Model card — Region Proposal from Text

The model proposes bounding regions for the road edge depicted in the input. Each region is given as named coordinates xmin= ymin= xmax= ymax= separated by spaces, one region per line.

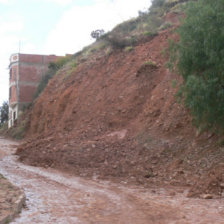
xmin=0 ymin=191 xmax=26 ymax=224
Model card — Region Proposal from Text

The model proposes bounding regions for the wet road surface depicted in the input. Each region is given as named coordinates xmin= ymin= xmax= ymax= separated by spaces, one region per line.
xmin=0 ymin=137 xmax=224 ymax=223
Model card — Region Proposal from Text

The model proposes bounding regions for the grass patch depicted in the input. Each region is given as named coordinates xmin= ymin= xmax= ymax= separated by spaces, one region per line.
xmin=0 ymin=173 xmax=6 ymax=179
xmin=124 ymin=46 xmax=134 ymax=52
xmin=143 ymin=60 xmax=158 ymax=68
xmin=64 ymin=58 xmax=78 ymax=78
xmin=159 ymin=22 xmax=173 ymax=31
xmin=171 ymin=79 xmax=177 ymax=88
xmin=7 ymin=112 xmax=30 ymax=139
xmin=99 ymin=0 xmax=185 ymax=50
xmin=143 ymin=31 xmax=158 ymax=37
xmin=0 ymin=122 xmax=8 ymax=135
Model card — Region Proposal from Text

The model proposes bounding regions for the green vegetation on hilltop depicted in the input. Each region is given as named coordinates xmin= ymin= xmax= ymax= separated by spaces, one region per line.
xmin=34 ymin=0 xmax=185 ymax=100
xmin=169 ymin=0 xmax=224 ymax=132
xmin=28 ymin=0 xmax=188 ymax=102
xmin=100 ymin=0 xmax=184 ymax=49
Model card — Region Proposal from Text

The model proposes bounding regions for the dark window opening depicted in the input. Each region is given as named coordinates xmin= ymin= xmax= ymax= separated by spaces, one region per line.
xmin=13 ymin=111 xmax=16 ymax=120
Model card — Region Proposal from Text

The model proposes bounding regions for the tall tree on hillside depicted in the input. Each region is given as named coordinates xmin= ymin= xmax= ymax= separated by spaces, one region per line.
xmin=91 ymin=29 xmax=105 ymax=40
xmin=0 ymin=101 xmax=9 ymax=126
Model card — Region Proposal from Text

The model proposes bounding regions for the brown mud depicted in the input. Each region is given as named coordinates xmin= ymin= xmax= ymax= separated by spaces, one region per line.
xmin=1 ymin=137 xmax=224 ymax=223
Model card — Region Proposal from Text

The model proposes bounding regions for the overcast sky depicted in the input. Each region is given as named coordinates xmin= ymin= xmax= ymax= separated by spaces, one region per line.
xmin=0 ymin=0 xmax=151 ymax=105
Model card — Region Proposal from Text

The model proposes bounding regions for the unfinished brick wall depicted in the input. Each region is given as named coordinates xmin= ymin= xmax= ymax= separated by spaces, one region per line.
xmin=8 ymin=53 xmax=62 ymax=127
xmin=20 ymin=86 xmax=38 ymax=103
xmin=19 ymin=65 xmax=42 ymax=83
xmin=9 ymin=86 xmax=17 ymax=103
xmin=10 ymin=65 xmax=18 ymax=82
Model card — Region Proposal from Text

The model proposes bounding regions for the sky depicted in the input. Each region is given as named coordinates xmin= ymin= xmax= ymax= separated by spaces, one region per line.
xmin=0 ymin=0 xmax=151 ymax=105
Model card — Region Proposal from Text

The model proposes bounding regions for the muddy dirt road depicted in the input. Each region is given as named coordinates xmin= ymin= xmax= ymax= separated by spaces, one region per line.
xmin=0 ymin=137 xmax=223 ymax=223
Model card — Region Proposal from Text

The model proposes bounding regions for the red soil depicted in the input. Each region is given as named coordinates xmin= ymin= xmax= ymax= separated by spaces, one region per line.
xmin=16 ymin=16 xmax=224 ymax=198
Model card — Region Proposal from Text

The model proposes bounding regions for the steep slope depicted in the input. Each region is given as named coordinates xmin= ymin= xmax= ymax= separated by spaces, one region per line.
xmin=17 ymin=12 xmax=224 ymax=198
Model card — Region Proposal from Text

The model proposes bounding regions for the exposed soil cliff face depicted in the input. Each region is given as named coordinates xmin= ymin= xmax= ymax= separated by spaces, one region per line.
xmin=27 ymin=28 xmax=190 ymax=139
xmin=16 ymin=21 xmax=224 ymax=198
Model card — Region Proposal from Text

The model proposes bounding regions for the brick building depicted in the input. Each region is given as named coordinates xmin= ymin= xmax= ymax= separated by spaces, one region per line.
xmin=8 ymin=53 xmax=62 ymax=128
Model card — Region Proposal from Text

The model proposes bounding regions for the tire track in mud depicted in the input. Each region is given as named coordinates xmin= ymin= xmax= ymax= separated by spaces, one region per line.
xmin=0 ymin=138 xmax=224 ymax=224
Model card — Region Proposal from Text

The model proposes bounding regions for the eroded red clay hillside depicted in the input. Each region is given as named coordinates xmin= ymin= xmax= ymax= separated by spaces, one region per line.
xmin=16 ymin=14 xmax=224 ymax=198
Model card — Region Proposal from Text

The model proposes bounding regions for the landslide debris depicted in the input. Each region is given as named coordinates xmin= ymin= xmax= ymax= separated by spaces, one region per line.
xmin=16 ymin=1 xmax=224 ymax=198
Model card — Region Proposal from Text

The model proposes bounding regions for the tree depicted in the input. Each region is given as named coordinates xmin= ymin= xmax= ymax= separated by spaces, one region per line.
xmin=170 ymin=0 xmax=224 ymax=132
xmin=34 ymin=55 xmax=72 ymax=99
xmin=91 ymin=29 xmax=105 ymax=40
xmin=0 ymin=101 xmax=9 ymax=126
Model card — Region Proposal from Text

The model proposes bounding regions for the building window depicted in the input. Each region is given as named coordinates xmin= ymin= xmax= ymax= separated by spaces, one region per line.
xmin=13 ymin=111 xmax=16 ymax=120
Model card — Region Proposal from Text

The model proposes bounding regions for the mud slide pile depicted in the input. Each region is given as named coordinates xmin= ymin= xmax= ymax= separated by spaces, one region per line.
xmin=16 ymin=15 xmax=224 ymax=198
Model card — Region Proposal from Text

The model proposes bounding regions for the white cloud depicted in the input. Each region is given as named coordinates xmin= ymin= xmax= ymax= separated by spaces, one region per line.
xmin=113 ymin=0 xmax=150 ymax=19
xmin=0 ymin=21 xmax=24 ymax=34
xmin=0 ymin=0 xmax=9 ymax=4
xmin=44 ymin=0 xmax=72 ymax=6
xmin=43 ymin=0 xmax=151 ymax=55
xmin=43 ymin=2 xmax=113 ymax=54
xmin=0 ymin=0 xmax=14 ymax=5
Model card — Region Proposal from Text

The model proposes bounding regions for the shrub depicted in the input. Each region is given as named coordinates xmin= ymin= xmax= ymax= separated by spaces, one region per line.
xmin=158 ymin=22 xmax=173 ymax=31
xmin=143 ymin=60 xmax=157 ymax=68
xmin=34 ymin=66 xmax=57 ymax=99
xmin=112 ymin=19 xmax=138 ymax=34
xmin=143 ymin=31 xmax=158 ymax=37
xmin=0 ymin=101 xmax=8 ymax=126
xmin=34 ymin=55 xmax=72 ymax=99
xmin=106 ymin=34 xmax=137 ymax=49
xmin=6 ymin=116 xmax=28 ymax=139
xmin=169 ymin=0 xmax=224 ymax=132
xmin=124 ymin=46 xmax=134 ymax=52
xmin=65 ymin=58 xmax=78 ymax=78
xmin=0 ymin=122 xmax=8 ymax=135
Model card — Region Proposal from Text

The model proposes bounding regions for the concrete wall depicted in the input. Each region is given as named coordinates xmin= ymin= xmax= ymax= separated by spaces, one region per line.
xmin=8 ymin=104 xmax=18 ymax=128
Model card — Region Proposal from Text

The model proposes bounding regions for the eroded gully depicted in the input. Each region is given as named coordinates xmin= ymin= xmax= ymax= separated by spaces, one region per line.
xmin=0 ymin=137 xmax=224 ymax=224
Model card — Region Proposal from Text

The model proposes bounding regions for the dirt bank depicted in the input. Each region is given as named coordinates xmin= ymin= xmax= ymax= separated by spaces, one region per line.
xmin=16 ymin=15 xmax=224 ymax=198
